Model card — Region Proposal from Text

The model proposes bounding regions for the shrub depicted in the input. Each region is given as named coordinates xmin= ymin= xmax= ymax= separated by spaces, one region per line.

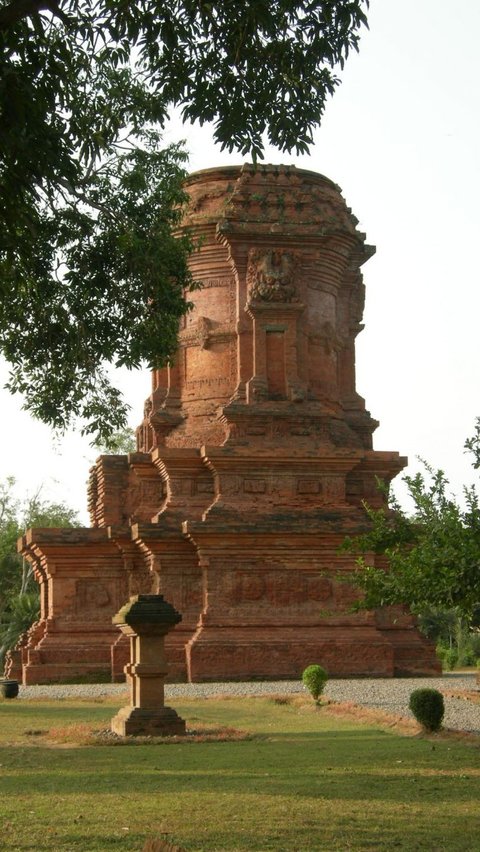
xmin=458 ymin=647 xmax=476 ymax=667
xmin=436 ymin=644 xmax=457 ymax=670
xmin=302 ymin=664 xmax=328 ymax=702
xmin=443 ymin=648 xmax=458 ymax=670
xmin=409 ymin=688 xmax=445 ymax=732
xmin=470 ymin=633 xmax=480 ymax=658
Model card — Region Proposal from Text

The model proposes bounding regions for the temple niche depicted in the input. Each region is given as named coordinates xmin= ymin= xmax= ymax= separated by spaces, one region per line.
xmin=7 ymin=165 xmax=440 ymax=684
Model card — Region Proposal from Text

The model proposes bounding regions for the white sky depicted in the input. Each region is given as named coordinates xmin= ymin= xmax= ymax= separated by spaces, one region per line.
xmin=1 ymin=0 xmax=479 ymax=523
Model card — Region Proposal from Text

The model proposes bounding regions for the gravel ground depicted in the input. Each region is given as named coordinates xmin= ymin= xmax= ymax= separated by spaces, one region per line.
xmin=15 ymin=674 xmax=480 ymax=734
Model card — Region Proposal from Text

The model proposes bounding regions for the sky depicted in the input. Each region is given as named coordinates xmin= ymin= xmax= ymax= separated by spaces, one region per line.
xmin=1 ymin=0 xmax=479 ymax=524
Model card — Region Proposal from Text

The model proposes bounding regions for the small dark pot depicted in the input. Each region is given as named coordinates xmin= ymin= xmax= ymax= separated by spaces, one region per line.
xmin=0 ymin=679 xmax=19 ymax=699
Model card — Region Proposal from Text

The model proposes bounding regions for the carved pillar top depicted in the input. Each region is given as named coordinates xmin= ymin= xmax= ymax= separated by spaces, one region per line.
xmin=113 ymin=594 xmax=182 ymax=635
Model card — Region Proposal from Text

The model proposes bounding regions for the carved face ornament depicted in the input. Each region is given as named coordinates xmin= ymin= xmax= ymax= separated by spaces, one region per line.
xmin=248 ymin=249 xmax=298 ymax=303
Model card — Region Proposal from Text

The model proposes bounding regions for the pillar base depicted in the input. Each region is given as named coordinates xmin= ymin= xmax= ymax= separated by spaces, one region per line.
xmin=111 ymin=706 xmax=186 ymax=737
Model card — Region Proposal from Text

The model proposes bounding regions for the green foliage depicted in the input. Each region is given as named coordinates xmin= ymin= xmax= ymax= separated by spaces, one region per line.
xmin=343 ymin=422 xmax=480 ymax=621
xmin=418 ymin=607 xmax=480 ymax=670
xmin=457 ymin=646 xmax=477 ymax=667
xmin=418 ymin=607 xmax=459 ymax=644
xmin=0 ymin=591 xmax=40 ymax=661
xmin=0 ymin=0 xmax=369 ymax=442
xmin=302 ymin=664 xmax=328 ymax=701
xmin=436 ymin=645 xmax=458 ymax=671
xmin=471 ymin=632 xmax=480 ymax=657
xmin=408 ymin=688 xmax=445 ymax=733
xmin=92 ymin=427 xmax=137 ymax=454
xmin=0 ymin=477 xmax=79 ymax=666
xmin=436 ymin=640 xmax=479 ymax=670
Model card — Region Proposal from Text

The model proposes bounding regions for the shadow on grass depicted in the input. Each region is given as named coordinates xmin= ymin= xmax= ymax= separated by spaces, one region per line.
xmin=1 ymin=727 xmax=479 ymax=806
xmin=18 ymin=817 xmax=477 ymax=852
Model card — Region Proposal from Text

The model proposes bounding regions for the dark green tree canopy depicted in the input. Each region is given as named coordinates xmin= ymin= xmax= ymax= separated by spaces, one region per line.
xmin=0 ymin=0 xmax=369 ymax=441
xmin=344 ymin=422 xmax=480 ymax=622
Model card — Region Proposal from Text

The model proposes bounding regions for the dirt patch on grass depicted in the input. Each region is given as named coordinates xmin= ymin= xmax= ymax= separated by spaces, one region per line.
xmin=17 ymin=694 xmax=128 ymax=705
xmin=143 ymin=838 xmax=187 ymax=852
xmin=322 ymin=700 xmax=480 ymax=747
xmin=265 ymin=693 xmax=480 ymax=745
xmin=91 ymin=725 xmax=259 ymax=746
xmin=422 ymin=728 xmax=480 ymax=748
xmin=442 ymin=689 xmax=480 ymax=705
xmin=265 ymin=692 xmax=418 ymax=734
xmin=20 ymin=721 xmax=260 ymax=748
xmin=12 ymin=693 xmax=479 ymax=749
xmin=321 ymin=700 xmax=418 ymax=735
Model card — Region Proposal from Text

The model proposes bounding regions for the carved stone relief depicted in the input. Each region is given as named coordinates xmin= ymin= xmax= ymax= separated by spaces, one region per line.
xmin=247 ymin=249 xmax=298 ymax=303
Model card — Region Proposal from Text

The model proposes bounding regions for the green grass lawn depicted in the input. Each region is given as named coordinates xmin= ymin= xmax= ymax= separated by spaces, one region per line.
xmin=0 ymin=694 xmax=479 ymax=851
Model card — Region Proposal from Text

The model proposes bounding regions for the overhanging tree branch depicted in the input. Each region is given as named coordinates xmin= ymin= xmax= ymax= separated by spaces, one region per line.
xmin=0 ymin=1 xmax=369 ymax=440
xmin=0 ymin=0 xmax=67 ymax=30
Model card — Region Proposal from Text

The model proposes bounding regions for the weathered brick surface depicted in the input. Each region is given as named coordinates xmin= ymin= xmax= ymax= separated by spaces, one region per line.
xmin=16 ymin=529 xmax=129 ymax=684
xmin=13 ymin=165 xmax=440 ymax=683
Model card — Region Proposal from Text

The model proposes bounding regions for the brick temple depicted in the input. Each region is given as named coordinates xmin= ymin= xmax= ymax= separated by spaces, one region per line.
xmin=8 ymin=165 xmax=440 ymax=684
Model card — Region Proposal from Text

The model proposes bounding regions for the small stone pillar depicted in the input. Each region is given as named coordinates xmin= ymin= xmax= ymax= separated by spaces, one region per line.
xmin=111 ymin=595 xmax=186 ymax=736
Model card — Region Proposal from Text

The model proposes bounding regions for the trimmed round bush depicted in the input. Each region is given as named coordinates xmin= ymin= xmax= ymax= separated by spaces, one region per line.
xmin=302 ymin=664 xmax=328 ymax=701
xmin=409 ymin=688 xmax=444 ymax=732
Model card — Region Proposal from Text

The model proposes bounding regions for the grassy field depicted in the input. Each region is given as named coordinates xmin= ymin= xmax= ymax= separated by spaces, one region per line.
xmin=0 ymin=692 xmax=479 ymax=851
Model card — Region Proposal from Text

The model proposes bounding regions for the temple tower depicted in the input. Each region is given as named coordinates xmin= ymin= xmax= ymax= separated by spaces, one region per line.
xmin=133 ymin=165 xmax=439 ymax=680
xmin=138 ymin=164 xmax=378 ymax=453
xmin=10 ymin=165 xmax=440 ymax=684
